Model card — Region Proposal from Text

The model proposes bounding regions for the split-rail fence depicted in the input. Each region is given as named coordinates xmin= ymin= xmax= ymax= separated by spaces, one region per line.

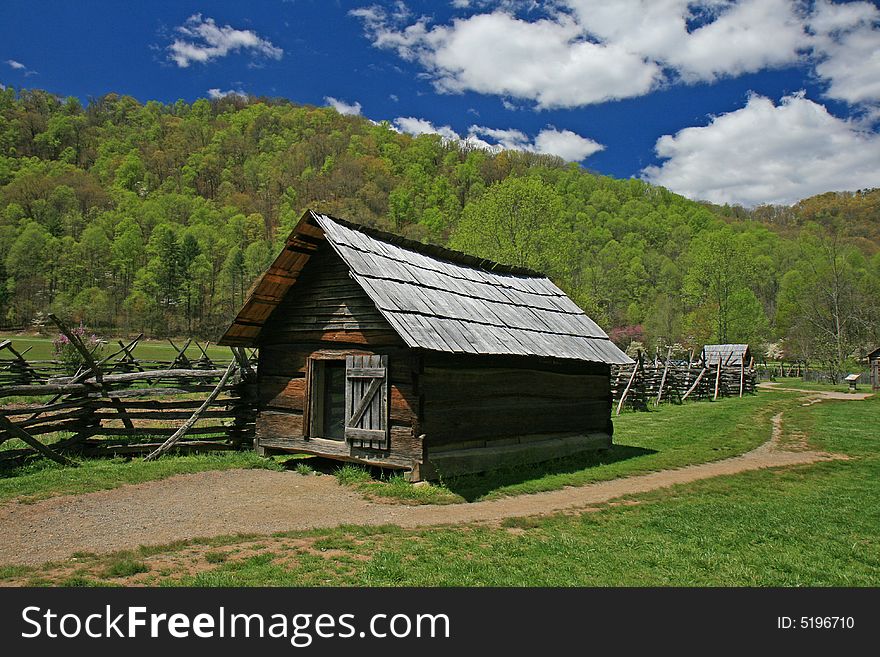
xmin=0 ymin=318 xmax=256 ymax=465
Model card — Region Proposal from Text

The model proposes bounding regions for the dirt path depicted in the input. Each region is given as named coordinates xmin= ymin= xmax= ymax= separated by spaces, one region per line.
xmin=757 ymin=382 xmax=874 ymax=401
xmin=0 ymin=389 xmax=865 ymax=566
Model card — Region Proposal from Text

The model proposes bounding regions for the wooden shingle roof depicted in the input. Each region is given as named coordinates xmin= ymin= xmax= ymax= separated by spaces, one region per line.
xmin=702 ymin=344 xmax=751 ymax=366
xmin=220 ymin=210 xmax=632 ymax=364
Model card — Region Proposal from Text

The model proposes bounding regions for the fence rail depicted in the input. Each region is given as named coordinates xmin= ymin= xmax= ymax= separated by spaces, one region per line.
xmin=611 ymin=350 xmax=757 ymax=413
xmin=0 ymin=326 xmax=257 ymax=465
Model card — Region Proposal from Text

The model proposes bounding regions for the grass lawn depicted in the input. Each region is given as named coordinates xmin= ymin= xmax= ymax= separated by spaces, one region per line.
xmin=343 ymin=389 xmax=800 ymax=504
xmin=1 ymin=388 xmax=797 ymax=507
xmin=763 ymin=377 xmax=856 ymax=393
xmin=0 ymin=332 xmax=231 ymax=362
xmin=3 ymin=392 xmax=877 ymax=587
xmin=0 ymin=452 xmax=282 ymax=504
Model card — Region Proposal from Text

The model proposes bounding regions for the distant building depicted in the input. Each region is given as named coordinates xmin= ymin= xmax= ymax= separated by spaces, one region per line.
xmin=702 ymin=344 xmax=752 ymax=367
xmin=869 ymin=346 xmax=880 ymax=391
xmin=219 ymin=210 xmax=631 ymax=481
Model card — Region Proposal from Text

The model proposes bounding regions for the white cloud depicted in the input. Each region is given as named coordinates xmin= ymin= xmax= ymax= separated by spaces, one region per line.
xmin=468 ymin=125 xmax=531 ymax=150
xmin=324 ymin=96 xmax=363 ymax=116
xmin=567 ymin=0 xmax=807 ymax=84
xmin=168 ymin=14 xmax=283 ymax=68
xmin=393 ymin=116 xmax=461 ymax=141
xmin=207 ymin=88 xmax=247 ymax=99
xmin=809 ymin=0 xmax=878 ymax=34
xmin=532 ymin=128 xmax=605 ymax=161
xmin=5 ymin=59 xmax=26 ymax=70
xmin=351 ymin=1 xmax=880 ymax=112
xmin=809 ymin=0 xmax=880 ymax=107
xmin=642 ymin=92 xmax=880 ymax=206
xmin=451 ymin=0 xmax=471 ymax=7
xmin=356 ymin=9 xmax=660 ymax=108
xmin=393 ymin=117 xmax=603 ymax=161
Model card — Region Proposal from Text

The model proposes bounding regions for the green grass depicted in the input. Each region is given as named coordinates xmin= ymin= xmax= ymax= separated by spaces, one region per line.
xmin=294 ymin=462 xmax=314 ymax=476
xmin=339 ymin=390 xmax=799 ymax=503
xmin=362 ymin=473 xmax=463 ymax=505
xmin=334 ymin=464 xmax=373 ymax=486
xmin=0 ymin=430 xmax=72 ymax=453
xmin=103 ymin=557 xmax=149 ymax=578
xmin=0 ymin=332 xmax=230 ymax=363
xmin=0 ymin=451 xmax=282 ymax=504
xmin=28 ymin=391 xmax=867 ymax=588
xmin=204 ymin=551 xmax=229 ymax=564
xmin=2 ymin=389 xmax=877 ymax=587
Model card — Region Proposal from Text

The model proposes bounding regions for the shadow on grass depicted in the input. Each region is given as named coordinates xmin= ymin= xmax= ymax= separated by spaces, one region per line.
xmin=276 ymin=445 xmax=657 ymax=504
xmin=441 ymin=444 xmax=657 ymax=502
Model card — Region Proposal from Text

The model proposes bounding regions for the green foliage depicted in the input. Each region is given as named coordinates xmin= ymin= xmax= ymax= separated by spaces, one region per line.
xmin=451 ymin=175 xmax=565 ymax=271
xmin=0 ymin=87 xmax=877 ymax=370
xmin=294 ymin=462 xmax=314 ymax=476
xmin=777 ymin=227 xmax=878 ymax=380
xmin=103 ymin=558 xmax=149 ymax=578
xmin=334 ymin=464 xmax=372 ymax=486
xmin=683 ymin=227 xmax=752 ymax=343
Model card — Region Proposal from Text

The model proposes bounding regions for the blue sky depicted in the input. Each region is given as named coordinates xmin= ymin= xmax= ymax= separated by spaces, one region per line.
xmin=1 ymin=0 xmax=880 ymax=206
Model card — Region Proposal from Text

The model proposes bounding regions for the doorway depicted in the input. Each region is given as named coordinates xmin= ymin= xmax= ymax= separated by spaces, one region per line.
xmin=308 ymin=359 xmax=346 ymax=440
xmin=321 ymin=360 xmax=346 ymax=440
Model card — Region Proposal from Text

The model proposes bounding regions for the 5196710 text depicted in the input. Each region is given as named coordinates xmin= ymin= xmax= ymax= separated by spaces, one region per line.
xmin=777 ymin=616 xmax=854 ymax=630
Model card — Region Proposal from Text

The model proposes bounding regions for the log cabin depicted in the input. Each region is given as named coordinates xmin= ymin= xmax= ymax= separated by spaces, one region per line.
xmin=219 ymin=210 xmax=632 ymax=481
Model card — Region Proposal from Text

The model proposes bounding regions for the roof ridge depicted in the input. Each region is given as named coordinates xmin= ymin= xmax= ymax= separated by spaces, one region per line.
xmin=220 ymin=209 xmax=632 ymax=364
xmin=351 ymin=271 xmax=584 ymax=314
xmin=312 ymin=211 xmax=546 ymax=278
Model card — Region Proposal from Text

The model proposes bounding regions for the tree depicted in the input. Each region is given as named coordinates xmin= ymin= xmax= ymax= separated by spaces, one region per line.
xmin=110 ymin=218 xmax=145 ymax=312
xmin=223 ymin=247 xmax=247 ymax=314
xmin=683 ymin=228 xmax=752 ymax=343
xmin=5 ymin=221 xmax=57 ymax=323
xmin=776 ymin=228 xmax=873 ymax=382
xmin=179 ymin=232 xmax=201 ymax=333
xmin=450 ymin=175 xmax=565 ymax=272
xmin=1 ymin=86 xmax=878 ymax=346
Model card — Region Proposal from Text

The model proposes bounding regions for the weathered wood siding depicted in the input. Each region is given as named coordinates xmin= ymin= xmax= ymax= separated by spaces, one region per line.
xmin=419 ymin=353 xmax=611 ymax=445
xmin=257 ymin=242 xmax=400 ymax=347
xmin=418 ymin=353 xmax=612 ymax=478
xmin=254 ymin=243 xmax=422 ymax=470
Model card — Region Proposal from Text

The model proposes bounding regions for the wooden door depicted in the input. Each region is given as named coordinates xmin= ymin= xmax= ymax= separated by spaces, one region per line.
xmin=344 ymin=354 xmax=389 ymax=449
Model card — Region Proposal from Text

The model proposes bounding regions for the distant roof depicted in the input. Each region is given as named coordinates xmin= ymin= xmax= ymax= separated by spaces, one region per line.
xmin=868 ymin=346 xmax=880 ymax=360
xmin=220 ymin=210 xmax=632 ymax=365
xmin=702 ymin=344 xmax=751 ymax=365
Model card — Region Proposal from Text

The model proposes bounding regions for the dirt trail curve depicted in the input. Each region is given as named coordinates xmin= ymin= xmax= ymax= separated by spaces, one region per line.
xmin=0 ymin=387 xmax=870 ymax=566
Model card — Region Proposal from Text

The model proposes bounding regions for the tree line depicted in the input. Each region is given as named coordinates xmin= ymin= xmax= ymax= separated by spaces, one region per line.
xmin=0 ymin=87 xmax=878 ymax=379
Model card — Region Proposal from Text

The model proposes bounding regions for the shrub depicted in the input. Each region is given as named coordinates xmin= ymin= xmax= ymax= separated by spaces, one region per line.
xmin=52 ymin=324 xmax=104 ymax=374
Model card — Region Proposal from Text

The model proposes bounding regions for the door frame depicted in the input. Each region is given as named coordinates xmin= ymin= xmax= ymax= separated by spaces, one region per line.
xmin=303 ymin=350 xmax=371 ymax=439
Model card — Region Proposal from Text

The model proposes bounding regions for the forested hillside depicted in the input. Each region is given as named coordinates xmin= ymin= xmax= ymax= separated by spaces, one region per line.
xmin=1 ymin=88 xmax=878 ymax=375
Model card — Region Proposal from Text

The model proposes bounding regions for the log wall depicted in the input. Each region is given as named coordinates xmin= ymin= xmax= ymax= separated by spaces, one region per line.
xmin=418 ymin=353 xmax=612 ymax=478
xmin=254 ymin=243 xmax=422 ymax=470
